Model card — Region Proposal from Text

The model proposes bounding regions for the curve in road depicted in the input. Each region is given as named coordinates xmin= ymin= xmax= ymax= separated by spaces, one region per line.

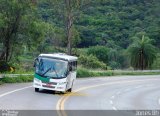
xmin=0 ymin=75 xmax=160 ymax=116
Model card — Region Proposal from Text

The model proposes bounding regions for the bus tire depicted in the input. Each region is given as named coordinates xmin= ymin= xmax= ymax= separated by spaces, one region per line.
xmin=35 ymin=88 xmax=39 ymax=92
xmin=67 ymin=88 xmax=72 ymax=92
xmin=67 ymin=80 xmax=74 ymax=92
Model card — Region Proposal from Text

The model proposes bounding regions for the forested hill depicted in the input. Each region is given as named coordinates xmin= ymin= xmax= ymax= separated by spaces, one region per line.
xmin=77 ymin=0 xmax=160 ymax=48
xmin=39 ymin=0 xmax=160 ymax=49
xmin=0 ymin=0 xmax=160 ymax=71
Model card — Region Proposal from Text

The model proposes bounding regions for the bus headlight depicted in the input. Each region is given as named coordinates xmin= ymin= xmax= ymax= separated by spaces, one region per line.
xmin=34 ymin=78 xmax=41 ymax=83
xmin=59 ymin=82 xmax=66 ymax=85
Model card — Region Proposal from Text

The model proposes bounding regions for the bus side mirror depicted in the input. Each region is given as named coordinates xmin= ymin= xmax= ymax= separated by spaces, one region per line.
xmin=69 ymin=66 xmax=72 ymax=71
xmin=33 ymin=58 xmax=38 ymax=67
xmin=33 ymin=62 xmax=36 ymax=67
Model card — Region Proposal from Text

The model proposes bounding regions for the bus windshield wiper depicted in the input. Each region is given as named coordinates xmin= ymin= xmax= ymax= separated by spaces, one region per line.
xmin=52 ymin=66 xmax=59 ymax=78
xmin=42 ymin=68 xmax=51 ymax=76
xmin=42 ymin=66 xmax=59 ymax=78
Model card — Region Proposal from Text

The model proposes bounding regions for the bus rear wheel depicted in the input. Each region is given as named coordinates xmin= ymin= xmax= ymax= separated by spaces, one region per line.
xmin=35 ymin=88 xmax=39 ymax=92
xmin=67 ymin=88 xmax=72 ymax=92
xmin=67 ymin=80 xmax=74 ymax=92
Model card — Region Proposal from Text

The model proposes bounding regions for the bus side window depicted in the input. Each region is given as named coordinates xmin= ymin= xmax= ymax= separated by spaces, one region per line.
xmin=72 ymin=61 xmax=77 ymax=71
xmin=69 ymin=61 xmax=77 ymax=72
xmin=69 ymin=62 xmax=72 ymax=71
xmin=76 ymin=61 xmax=77 ymax=69
xmin=73 ymin=61 xmax=77 ymax=70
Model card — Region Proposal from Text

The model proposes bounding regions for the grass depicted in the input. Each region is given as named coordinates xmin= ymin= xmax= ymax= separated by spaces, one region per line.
xmin=0 ymin=68 xmax=159 ymax=85
xmin=77 ymin=68 xmax=113 ymax=77
xmin=77 ymin=68 xmax=160 ymax=78
xmin=0 ymin=75 xmax=33 ymax=84
xmin=113 ymin=71 xmax=160 ymax=76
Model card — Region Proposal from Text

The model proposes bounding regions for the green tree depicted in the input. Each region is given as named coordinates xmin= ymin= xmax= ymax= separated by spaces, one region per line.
xmin=0 ymin=0 xmax=30 ymax=62
xmin=79 ymin=54 xmax=107 ymax=69
xmin=0 ymin=0 xmax=54 ymax=62
xmin=127 ymin=35 xmax=157 ymax=70
xmin=87 ymin=46 xmax=109 ymax=64
xmin=39 ymin=0 xmax=91 ymax=54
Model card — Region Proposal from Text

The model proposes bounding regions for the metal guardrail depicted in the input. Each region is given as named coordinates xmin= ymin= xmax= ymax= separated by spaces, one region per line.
xmin=0 ymin=75 xmax=3 ymax=79
xmin=0 ymin=70 xmax=160 ymax=79
xmin=0 ymin=74 xmax=34 ymax=78
xmin=90 ymin=69 xmax=160 ymax=72
xmin=113 ymin=70 xmax=160 ymax=72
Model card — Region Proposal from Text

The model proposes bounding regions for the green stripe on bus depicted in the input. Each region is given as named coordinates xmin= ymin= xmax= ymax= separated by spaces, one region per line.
xmin=34 ymin=73 xmax=49 ymax=83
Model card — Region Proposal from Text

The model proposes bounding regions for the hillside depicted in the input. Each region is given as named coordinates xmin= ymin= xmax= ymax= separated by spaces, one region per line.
xmin=39 ymin=0 xmax=160 ymax=49
xmin=0 ymin=0 xmax=160 ymax=71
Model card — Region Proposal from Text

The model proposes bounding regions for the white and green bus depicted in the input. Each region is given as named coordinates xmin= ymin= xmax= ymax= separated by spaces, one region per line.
xmin=33 ymin=53 xmax=78 ymax=93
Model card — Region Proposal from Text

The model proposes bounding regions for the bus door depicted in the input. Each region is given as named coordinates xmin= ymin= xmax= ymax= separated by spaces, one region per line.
xmin=67 ymin=61 xmax=77 ymax=89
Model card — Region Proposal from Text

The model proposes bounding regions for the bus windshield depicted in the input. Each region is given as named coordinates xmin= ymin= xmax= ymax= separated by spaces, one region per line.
xmin=35 ymin=57 xmax=68 ymax=79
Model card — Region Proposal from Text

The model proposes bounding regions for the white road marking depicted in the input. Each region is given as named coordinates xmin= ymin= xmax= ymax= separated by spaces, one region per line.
xmin=125 ymin=88 xmax=131 ymax=92
xmin=57 ymin=78 xmax=160 ymax=112
xmin=146 ymin=84 xmax=154 ymax=87
xmin=110 ymin=100 xmax=113 ymax=104
xmin=135 ymin=85 xmax=142 ymax=89
xmin=111 ymin=96 xmax=115 ymax=99
xmin=112 ymin=106 xmax=117 ymax=110
xmin=0 ymin=86 xmax=32 ymax=98
xmin=116 ymin=91 xmax=121 ymax=95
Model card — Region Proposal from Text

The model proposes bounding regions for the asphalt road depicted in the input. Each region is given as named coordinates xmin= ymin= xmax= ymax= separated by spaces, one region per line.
xmin=0 ymin=75 xmax=160 ymax=116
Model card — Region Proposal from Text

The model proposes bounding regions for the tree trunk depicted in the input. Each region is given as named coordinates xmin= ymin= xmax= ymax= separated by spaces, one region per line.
xmin=141 ymin=49 xmax=144 ymax=70
xmin=0 ymin=51 xmax=5 ymax=61
xmin=5 ymin=37 xmax=10 ymax=62
xmin=65 ymin=0 xmax=73 ymax=55
xmin=67 ymin=15 xmax=72 ymax=55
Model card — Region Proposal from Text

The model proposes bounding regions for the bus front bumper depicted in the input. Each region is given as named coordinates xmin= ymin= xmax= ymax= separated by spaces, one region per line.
xmin=33 ymin=78 xmax=67 ymax=92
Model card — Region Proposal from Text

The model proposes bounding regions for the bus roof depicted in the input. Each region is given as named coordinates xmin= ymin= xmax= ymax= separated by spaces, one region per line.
xmin=39 ymin=53 xmax=78 ymax=61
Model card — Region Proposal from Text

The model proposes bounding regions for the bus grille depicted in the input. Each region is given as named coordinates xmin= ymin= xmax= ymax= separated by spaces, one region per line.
xmin=49 ymin=82 xmax=57 ymax=85
xmin=42 ymin=85 xmax=55 ymax=88
xmin=43 ymin=82 xmax=57 ymax=85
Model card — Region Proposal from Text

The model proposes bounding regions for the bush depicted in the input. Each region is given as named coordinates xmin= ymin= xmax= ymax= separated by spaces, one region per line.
xmin=78 ymin=54 xmax=107 ymax=69
xmin=87 ymin=46 xmax=109 ymax=64
xmin=1 ymin=76 xmax=33 ymax=83
xmin=109 ymin=61 xmax=121 ymax=69
xmin=0 ymin=81 xmax=3 ymax=85
xmin=77 ymin=68 xmax=94 ymax=78
xmin=1 ymin=77 xmax=17 ymax=83
xmin=151 ymin=53 xmax=160 ymax=69
xmin=0 ymin=61 xmax=11 ymax=72
xmin=77 ymin=68 xmax=113 ymax=78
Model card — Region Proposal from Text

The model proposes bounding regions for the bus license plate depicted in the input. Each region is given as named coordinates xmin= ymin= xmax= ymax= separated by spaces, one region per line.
xmin=46 ymin=83 xmax=52 ymax=87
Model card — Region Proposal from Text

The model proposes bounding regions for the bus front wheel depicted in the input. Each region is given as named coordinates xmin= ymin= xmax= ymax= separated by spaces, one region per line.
xmin=35 ymin=88 xmax=39 ymax=92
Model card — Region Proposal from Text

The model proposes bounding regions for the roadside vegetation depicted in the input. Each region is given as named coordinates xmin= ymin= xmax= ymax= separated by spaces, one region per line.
xmin=0 ymin=69 xmax=160 ymax=85
xmin=0 ymin=0 xmax=160 ymax=83
xmin=0 ymin=75 xmax=33 ymax=85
